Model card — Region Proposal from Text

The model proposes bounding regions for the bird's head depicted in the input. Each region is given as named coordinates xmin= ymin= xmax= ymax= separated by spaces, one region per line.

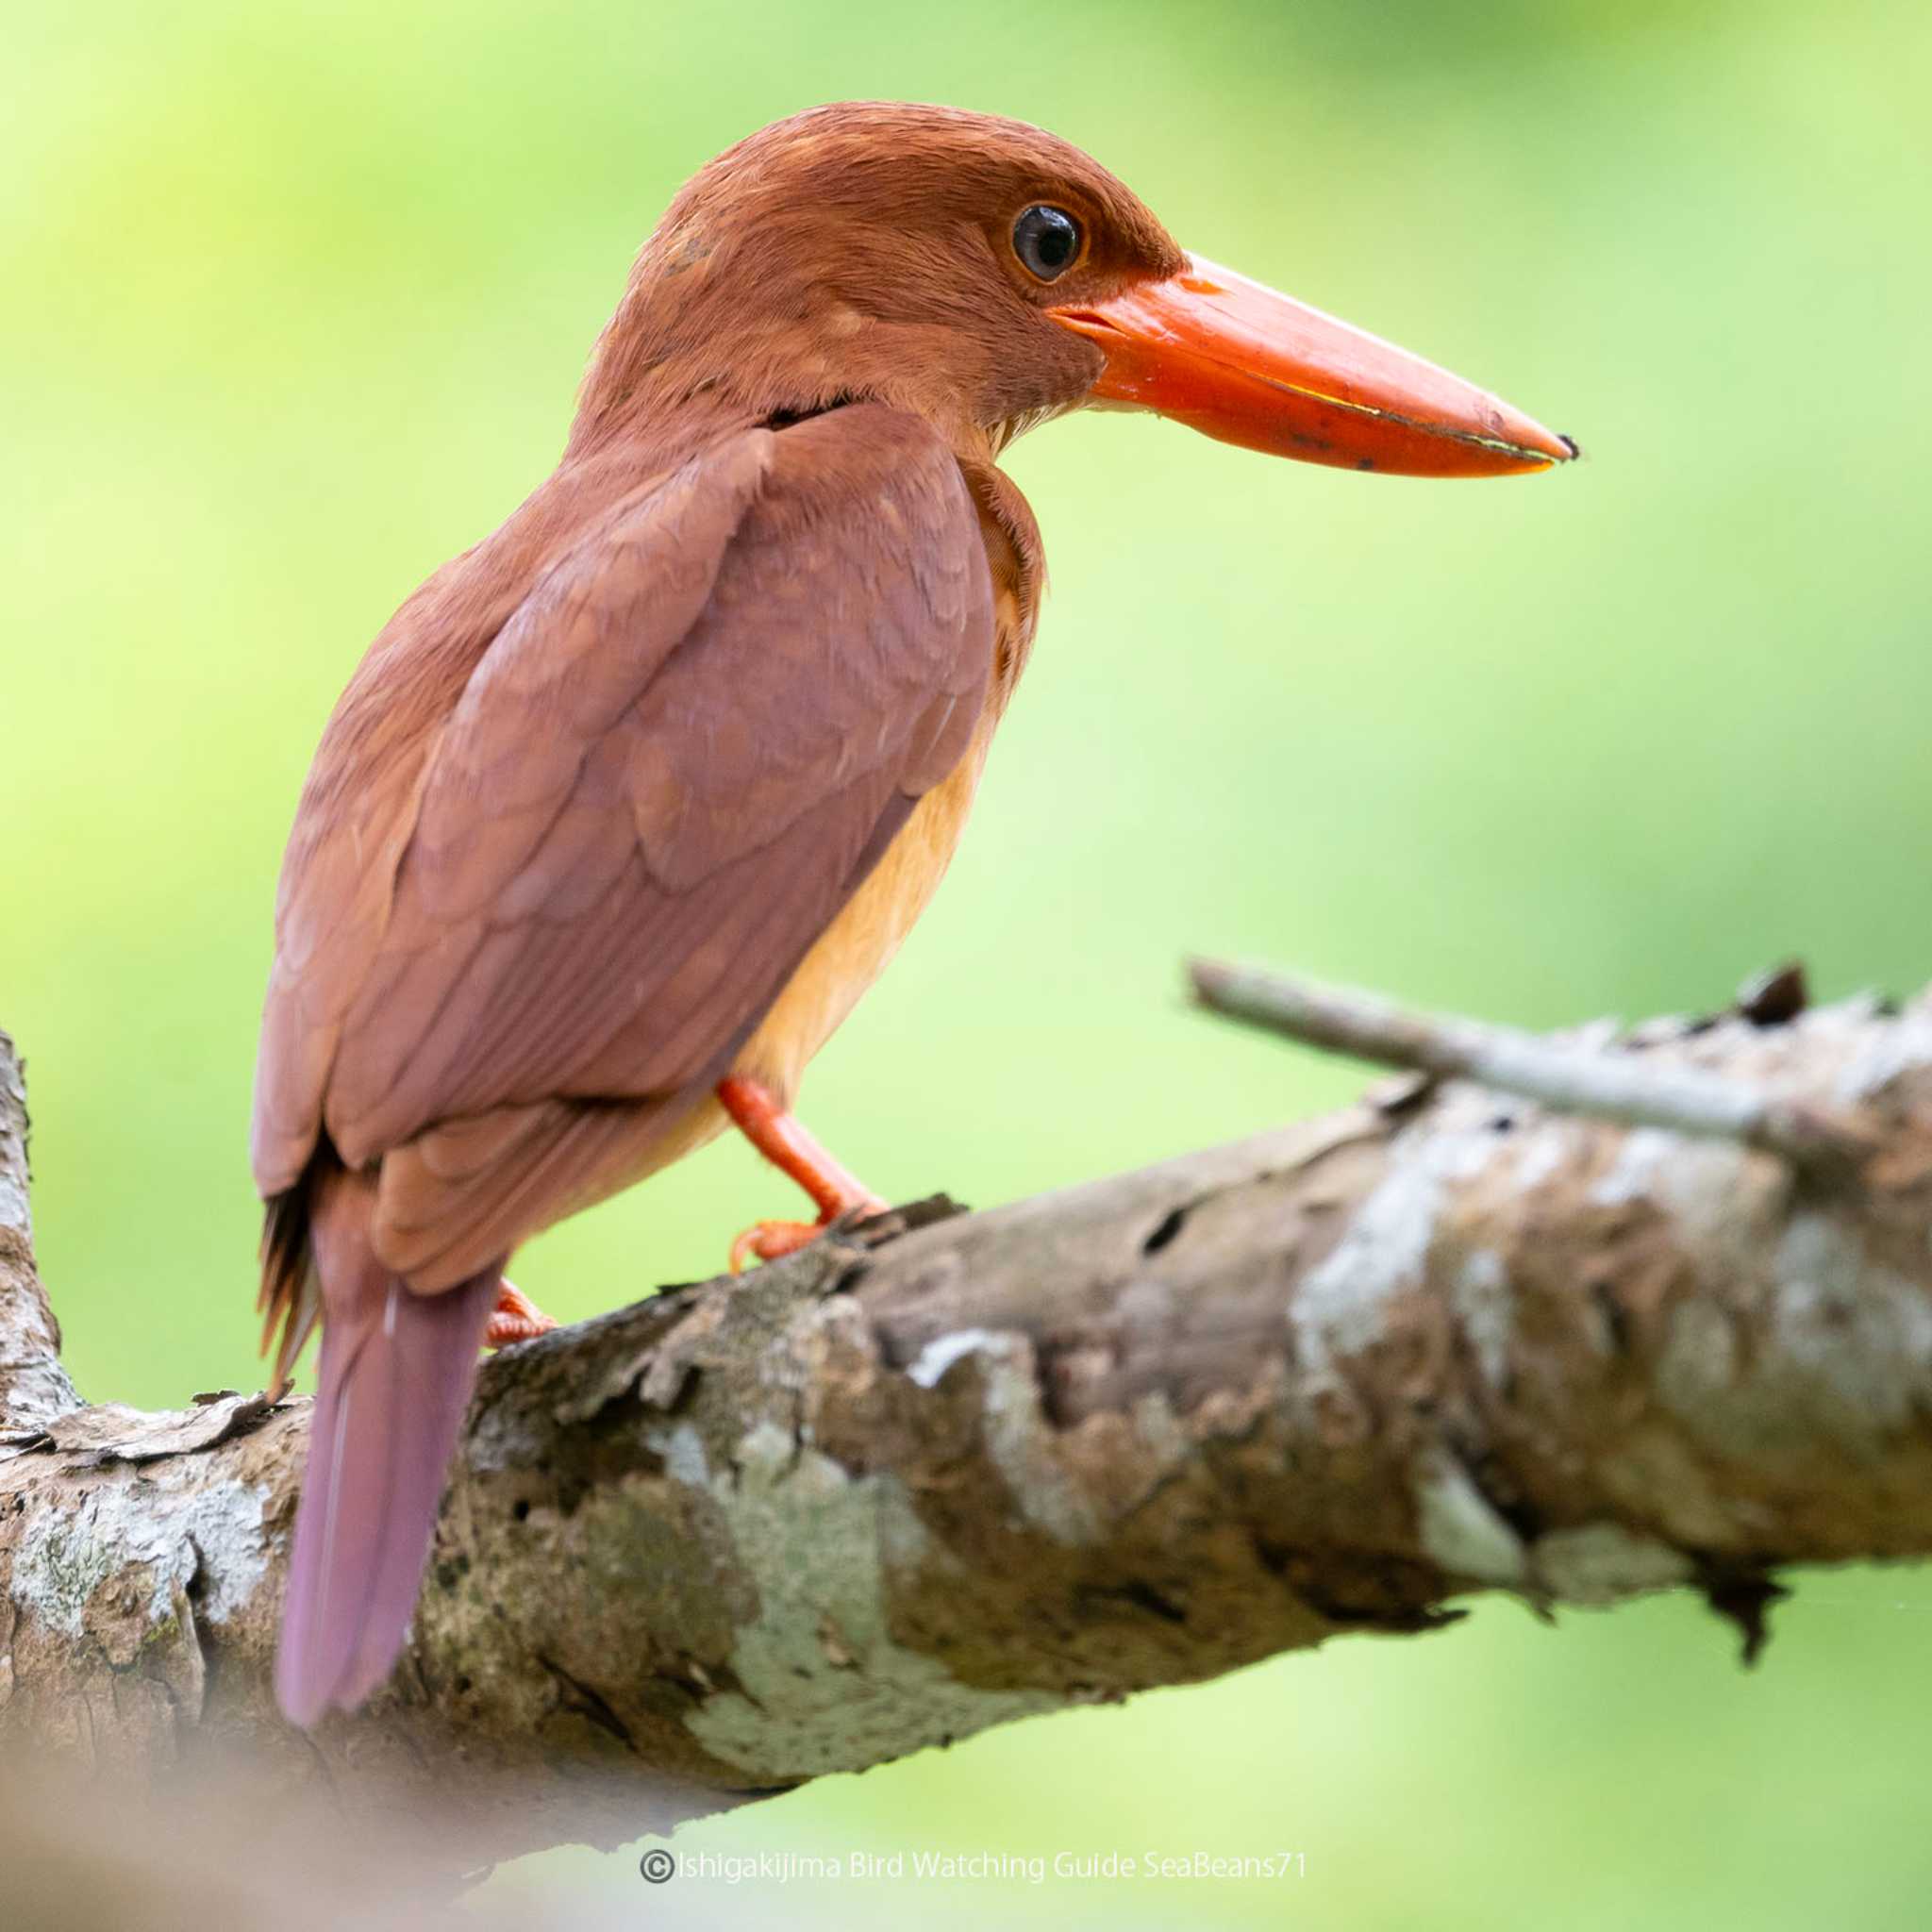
xmin=577 ymin=102 xmax=1574 ymax=478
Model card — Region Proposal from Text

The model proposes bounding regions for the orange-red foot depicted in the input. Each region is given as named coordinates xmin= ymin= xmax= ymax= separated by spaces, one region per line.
xmin=717 ymin=1075 xmax=887 ymax=1273
xmin=483 ymin=1277 xmax=557 ymax=1349
xmin=727 ymin=1206 xmax=889 ymax=1273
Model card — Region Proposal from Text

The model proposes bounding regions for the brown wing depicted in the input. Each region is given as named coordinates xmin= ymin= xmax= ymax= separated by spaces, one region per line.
xmin=252 ymin=404 xmax=992 ymax=1235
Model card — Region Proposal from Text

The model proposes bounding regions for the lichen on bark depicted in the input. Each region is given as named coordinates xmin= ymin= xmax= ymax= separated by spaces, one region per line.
xmin=5 ymin=991 xmax=1932 ymax=1867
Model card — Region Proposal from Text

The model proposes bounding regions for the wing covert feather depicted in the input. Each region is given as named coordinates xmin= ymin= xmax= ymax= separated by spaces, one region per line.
xmin=258 ymin=405 xmax=992 ymax=1189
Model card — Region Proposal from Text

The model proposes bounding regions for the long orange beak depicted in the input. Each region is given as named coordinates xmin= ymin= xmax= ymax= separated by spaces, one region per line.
xmin=1049 ymin=253 xmax=1575 ymax=478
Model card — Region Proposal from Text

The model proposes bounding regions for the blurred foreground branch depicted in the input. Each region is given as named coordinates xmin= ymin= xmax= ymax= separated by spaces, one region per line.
xmin=6 ymin=979 xmax=1932 ymax=1871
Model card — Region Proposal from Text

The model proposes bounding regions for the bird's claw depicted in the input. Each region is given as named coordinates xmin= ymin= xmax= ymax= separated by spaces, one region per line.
xmin=728 ymin=1198 xmax=891 ymax=1273
xmin=483 ymin=1277 xmax=558 ymax=1349
xmin=729 ymin=1218 xmax=821 ymax=1272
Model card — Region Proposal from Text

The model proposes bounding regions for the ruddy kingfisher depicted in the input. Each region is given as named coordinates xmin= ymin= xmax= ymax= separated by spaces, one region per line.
xmin=252 ymin=100 xmax=1574 ymax=1724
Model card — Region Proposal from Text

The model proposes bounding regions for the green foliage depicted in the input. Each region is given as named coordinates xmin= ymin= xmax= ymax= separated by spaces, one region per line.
xmin=6 ymin=1 xmax=1929 ymax=1922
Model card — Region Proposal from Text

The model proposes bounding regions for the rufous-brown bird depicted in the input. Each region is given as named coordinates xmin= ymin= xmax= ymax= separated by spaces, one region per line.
xmin=253 ymin=100 xmax=1573 ymax=1724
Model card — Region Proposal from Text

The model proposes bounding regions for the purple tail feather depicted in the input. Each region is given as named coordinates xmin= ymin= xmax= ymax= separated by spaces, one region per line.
xmin=274 ymin=1170 xmax=496 ymax=1725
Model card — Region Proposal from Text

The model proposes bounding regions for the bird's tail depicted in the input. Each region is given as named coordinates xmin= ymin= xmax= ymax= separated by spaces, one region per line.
xmin=262 ymin=1154 xmax=497 ymax=1725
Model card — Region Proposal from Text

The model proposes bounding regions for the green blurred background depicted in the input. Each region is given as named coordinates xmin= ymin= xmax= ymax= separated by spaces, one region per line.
xmin=8 ymin=0 xmax=1931 ymax=1923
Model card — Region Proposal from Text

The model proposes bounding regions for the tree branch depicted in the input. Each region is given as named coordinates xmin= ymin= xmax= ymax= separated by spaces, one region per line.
xmin=1188 ymin=958 xmax=1882 ymax=1175
xmin=6 ymin=979 xmax=1932 ymax=1868
xmin=0 ymin=1030 xmax=80 ymax=1432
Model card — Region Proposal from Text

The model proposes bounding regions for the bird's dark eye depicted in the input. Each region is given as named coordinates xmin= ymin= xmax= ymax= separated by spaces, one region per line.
xmin=1012 ymin=205 xmax=1083 ymax=283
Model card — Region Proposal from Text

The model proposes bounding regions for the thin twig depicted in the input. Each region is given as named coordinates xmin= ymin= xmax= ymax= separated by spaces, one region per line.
xmin=1187 ymin=958 xmax=1879 ymax=1178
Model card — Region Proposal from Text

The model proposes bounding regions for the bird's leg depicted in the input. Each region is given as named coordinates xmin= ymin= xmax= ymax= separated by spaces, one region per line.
xmin=483 ymin=1276 xmax=557 ymax=1349
xmin=717 ymin=1074 xmax=888 ymax=1271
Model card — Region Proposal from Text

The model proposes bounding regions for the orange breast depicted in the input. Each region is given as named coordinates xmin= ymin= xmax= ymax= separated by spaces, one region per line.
xmin=732 ymin=696 xmax=997 ymax=1100
xmin=732 ymin=485 xmax=1035 ymax=1105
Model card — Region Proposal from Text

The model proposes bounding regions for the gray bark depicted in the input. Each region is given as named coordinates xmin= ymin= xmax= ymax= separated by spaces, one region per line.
xmin=5 ymin=989 xmax=1932 ymax=1870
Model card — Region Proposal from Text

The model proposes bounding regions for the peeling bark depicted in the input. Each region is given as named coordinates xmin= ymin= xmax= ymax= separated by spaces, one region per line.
xmin=5 ymin=991 xmax=1932 ymax=1867
xmin=0 ymin=1030 xmax=80 ymax=1431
